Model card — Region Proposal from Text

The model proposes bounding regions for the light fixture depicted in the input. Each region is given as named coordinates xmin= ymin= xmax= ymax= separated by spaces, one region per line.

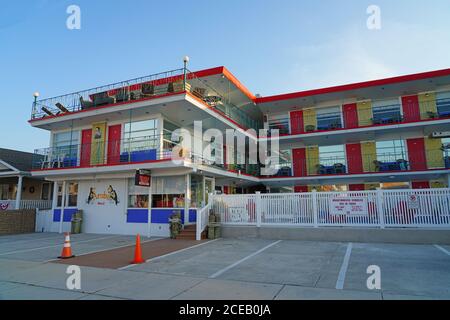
xmin=183 ymin=56 xmax=190 ymax=64
xmin=33 ymin=92 xmax=40 ymax=98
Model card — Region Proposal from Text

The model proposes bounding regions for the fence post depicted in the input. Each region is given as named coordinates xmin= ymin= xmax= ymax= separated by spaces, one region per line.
xmin=255 ymin=192 xmax=262 ymax=227
xmin=196 ymin=207 xmax=201 ymax=241
xmin=312 ymin=190 xmax=319 ymax=228
xmin=376 ymin=188 xmax=385 ymax=229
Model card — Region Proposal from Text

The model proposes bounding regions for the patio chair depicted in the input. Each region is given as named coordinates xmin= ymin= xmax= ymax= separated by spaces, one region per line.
xmin=427 ymin=111 xmax=438 ymax=119
xmin=373 ymin=160 xmax=381 ymax=172
xmin=192 ymin=87 xmax=206 ymax=99
xmin=141 ymin=83 xmax=155 ymax=98
xmin=333 ymin=163 xmax=346 ymax=174
xmin=80 ymin=96 xmax=94 ymax=110
xmin=397 ymin=159 xmax=408 ymax=171
xmin=115 ymin=88 xmax=130 ymax=102
xmin=317 ymin=164 xmax=326 ymax=175
xmin=92 ymin=92 xmax=115 ymax=106
xmin=305 ymin=125 xmax=316 ymax=133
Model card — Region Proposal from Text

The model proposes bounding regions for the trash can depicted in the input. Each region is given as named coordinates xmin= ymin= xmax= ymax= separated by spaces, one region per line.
xmin=71 ymin=210 xmax=83 ymax=234
xmin=169 ymin=210 xmax=182 ymax=239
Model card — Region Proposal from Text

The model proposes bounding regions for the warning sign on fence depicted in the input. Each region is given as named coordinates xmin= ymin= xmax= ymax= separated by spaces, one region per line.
xmin=329 ymin=197 xmax=368 ymax=216
xmin=407 ymin=194 xmax=420 ymax=209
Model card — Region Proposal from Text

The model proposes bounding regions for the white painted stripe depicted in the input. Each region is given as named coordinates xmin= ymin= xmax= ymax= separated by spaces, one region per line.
xmin=209 ymin=240 xmax=282 ymax=279
xmin=434 ymin=244 xmax=450 ymax=256
xmin=336 ymin=243 xmax=353 ymax=290
xmin=45 ymin=237 xmax=163 ymax=263
xmin=0 ymin=235 xmax=119 ymax=256
xmin=119 ymin=239 xmax=221 ymax=271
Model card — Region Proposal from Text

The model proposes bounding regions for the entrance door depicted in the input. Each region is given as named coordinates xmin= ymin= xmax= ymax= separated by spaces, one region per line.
xmin=204 ymin=177 xmax=215 ymax=206
xmin=80 ymin=129 xmax=92 ymax=167
xmin=407 ymin=138 xmax=427 ymax=171
xmin=107 ymin=125 xmax=122 ymax=164
xmin=343 ymin=103 xmax=359 ymax=129
xmin=292 ymin=148 xmax=307 ymax=177
xmin=402 ymin=95 xmax=421 ymax=122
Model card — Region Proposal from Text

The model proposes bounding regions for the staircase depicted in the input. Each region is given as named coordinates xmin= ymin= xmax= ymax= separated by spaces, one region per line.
xmin=175 ymin=224 xmax=207 ymax=240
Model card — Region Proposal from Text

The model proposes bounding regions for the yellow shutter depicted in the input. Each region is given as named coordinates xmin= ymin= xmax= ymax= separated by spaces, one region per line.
xmin=365 ymin=183 xmax=379 ymax=191
xmin=305 ymin=146 xmax=319 ymax=175
xmin=361 ymin=141 xmax=377 ymax=172
xmin=357 ymin=101 xmax=373 ymax=126
xmin=430 ymin=181 xmax=446 ymax=188
xmin=418 ymin=92 xmax=437 ymax=119
xmin=308 ymin=185 xmax=320 ymax=192
xmin=424 ymin=137 xmax=444 ymax=168
xmin=303 ymin=109 xmax=317 ymax=132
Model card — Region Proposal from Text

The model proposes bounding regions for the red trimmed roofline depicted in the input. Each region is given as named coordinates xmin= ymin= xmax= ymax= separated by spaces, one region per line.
xmin=255 ymin=68 xmax=450 ymax=104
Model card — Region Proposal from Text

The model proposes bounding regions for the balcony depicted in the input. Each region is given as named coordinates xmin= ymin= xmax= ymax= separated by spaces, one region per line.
xmin=268 ymin=149 xmax=450 ymax=178
xmin=31 ymin=68 xmax=262 ymax=131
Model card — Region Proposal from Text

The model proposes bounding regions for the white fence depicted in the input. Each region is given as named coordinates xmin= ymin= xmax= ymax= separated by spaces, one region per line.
xmin=213 ymin=189 xmax=450 ymax=229
xmin=0 ymin=200 xmax=52 ymax=211
xmin=196 ymin=201 xmax=212 ymax=240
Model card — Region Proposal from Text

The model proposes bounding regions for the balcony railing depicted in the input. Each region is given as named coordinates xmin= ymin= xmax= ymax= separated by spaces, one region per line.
xmin=269 ymin=150 xmax=450 ymax=178
xmin=31 ymin=68 xmax=263 ymax=131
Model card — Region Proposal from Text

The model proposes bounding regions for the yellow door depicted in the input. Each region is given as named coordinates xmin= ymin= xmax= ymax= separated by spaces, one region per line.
xmin=303 ymin=109 xmax=317 ymax=132
xmin=306 ymin=146 xmax=319 ymax=175
xmin=430 ymin=180 xmax=446 ymax=188
xmin=424 ymin=137 xmax=444 ymax=168
xmin=357 ymin=101 xmax=373 ymax=126
xmin=361 ymin=141 xmax=377 ymax=172
xmin=418 ymin=92 xmax=437 ymax=119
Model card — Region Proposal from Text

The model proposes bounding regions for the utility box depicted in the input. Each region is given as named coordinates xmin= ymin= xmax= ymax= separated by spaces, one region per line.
xmin=71 ymin=210 xmax=83 ymax=234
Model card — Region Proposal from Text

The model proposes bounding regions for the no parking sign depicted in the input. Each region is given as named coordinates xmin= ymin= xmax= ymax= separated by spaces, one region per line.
xmin=408 ymin=194 xmax=420 ymax=209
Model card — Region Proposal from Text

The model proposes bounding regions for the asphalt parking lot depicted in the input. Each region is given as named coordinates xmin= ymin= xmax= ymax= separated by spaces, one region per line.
xmin=0 ymin=233 xmax=449 ymax=300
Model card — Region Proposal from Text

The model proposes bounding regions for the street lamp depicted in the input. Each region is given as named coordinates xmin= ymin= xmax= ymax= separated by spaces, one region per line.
xmin=183 ymin=56 xmax=190 ymax=90
xmin=32 ymin=92 xmax=40 ymax=119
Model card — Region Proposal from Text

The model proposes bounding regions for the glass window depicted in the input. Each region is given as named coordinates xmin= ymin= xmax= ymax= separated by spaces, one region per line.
xmin=0 ymin=184 xmax=8 ymax=200
xmin=436 ymin=91 xmax=450 ymax=116
xmin=41 ymin=182 xmax=53 ymax=201
xmin=376 ymin=140 xmax=407 ymax=162
xmin=319 ymin=145 xmax=346 ymax=167
xmin=52 ymin=131 xmax=79 ymax=159
xmin=57 ymin=183 xmax=78 ymax=207
xmin=372 ymin=99 xmax=402 ymax=123
xmin=128 ymin=178 xmax=149 ymax=208
xmin=267 ymin=114 xmax=290 ymax=135
xmin=123 ymin=119 xmax=159 ymax=153
xmin=442 ymin=138 xmax=450 ymax=168
xmin=274 ymin=150 xmax=292 ymax=176
xmin=316 ymin=107 xmax=342 ymax=130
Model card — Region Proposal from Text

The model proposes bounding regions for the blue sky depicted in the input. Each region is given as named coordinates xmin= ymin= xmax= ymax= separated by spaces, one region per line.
xmin=1 ymin=0 xmax=450 ymax=152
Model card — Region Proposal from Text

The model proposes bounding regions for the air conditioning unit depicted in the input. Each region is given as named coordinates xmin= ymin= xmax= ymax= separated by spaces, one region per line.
xmin=431 ymin=131 xmax=450 ymax=138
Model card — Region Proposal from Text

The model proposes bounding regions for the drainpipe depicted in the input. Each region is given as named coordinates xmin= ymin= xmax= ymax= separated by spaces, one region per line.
xmin=15 ymin=175 xmax=23 ymax=210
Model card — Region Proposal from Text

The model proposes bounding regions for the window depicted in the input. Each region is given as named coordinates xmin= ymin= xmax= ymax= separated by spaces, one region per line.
xmin=163 ymin=120 xmax=179 ymax=151
xmin=267 ymin=114 xmax=290 ymax=135
xmin=57 ymin=183 xmax=78 ymax=207
xmin=319 ymin=145 xmax=346 ymax=167
xmin=128 ymin=179 xmax=149 ymax=208
xmin=442 ymin=138 xmax=450 ymax=168
xmin=376 ymin=140 xmax=407 ymax=162
xmin=0 ymin=184 xmax=8 ymax=200
xmin=274 ymin=150 xmax=292 ymax=176
xmin=372 ymin=99 xmax=402 ymax=123
xmin=436 ymin=91 xmax=450 ymax=116
xmin=152 ymin=176 xmax=185 ymax=208
xmin=316 ymin=107 xmax=342 ymax=130
xmin=41 ymin=182 xmax=53 ymax=200
xmin=123 ymin=119 xmax=159 ymax=153
xmin=52 ymin=131 xmax=79 ymax=158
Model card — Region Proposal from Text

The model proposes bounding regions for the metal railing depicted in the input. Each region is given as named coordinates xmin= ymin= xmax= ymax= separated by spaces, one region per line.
xmin=213 ymin=189 xmax=450 ymax=228
xmin=0 ymin=200 xmax=52 ymax=210
xmin=269 ymin=150 xmax=450 ymax=177
xmin=196 ymin=194 xmax=213 ymax=240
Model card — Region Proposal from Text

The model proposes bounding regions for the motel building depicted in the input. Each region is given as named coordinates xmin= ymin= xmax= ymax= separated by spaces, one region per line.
xmin=29 ymin=63 xmax=450 ymax=237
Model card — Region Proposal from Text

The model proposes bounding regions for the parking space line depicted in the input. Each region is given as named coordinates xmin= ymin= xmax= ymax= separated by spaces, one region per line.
xmin=0 ymin=235 xmax=120 ymax=256
xmin=434 ymin=245 xmax=450 ymax=256
xmin=119 ymin=239 xmax=221 ymax=270
xmin=336 ymin=243 xmax=353 ymax=290
xmin=45 ymin=237 xmax=163 ymax=263
xmin=209 ymin=240 xmax=282 ymax=279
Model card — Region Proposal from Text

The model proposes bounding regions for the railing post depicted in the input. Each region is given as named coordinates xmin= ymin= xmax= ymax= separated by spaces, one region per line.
xmin=312 ymin=190 xmax=319 ymax=228
xmin=376 ymin=188 xmax=385 ymax=229
xmin=255 ymin=192 xmax=262 ymax=227
xmin=196 ymin=208 xmax=201 ymax=241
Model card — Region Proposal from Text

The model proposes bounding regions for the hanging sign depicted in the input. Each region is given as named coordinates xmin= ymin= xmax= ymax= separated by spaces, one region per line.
xmin=135 ymin=169 xmax=151 ymax=187
xmin=329 ymin=197 xmax=368 ymax=216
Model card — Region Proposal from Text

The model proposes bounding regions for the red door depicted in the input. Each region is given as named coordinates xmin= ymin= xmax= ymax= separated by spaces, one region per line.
xmin=290 ymin=111 xmax=304 ymax=134
xmin=402 ymin=95 xmax=420 ymax=122
xmin=292 ymin=148 xmax=307 ymax=177
xmin=343 ymin=103 xmax=358 ymax=129
xmin=80 ymin=129 xmax=92 ymax=167
xmin=412 ymin=181 xmax=430 ymax=189
xmin=107 ymin=125 xmax=122 ymax=164
xmin=294 ymin=186 xmax=308 ymax=193
xmin=346 ymin=143 xmax=363 ymax=174
xmin=406 ymin=138 xmax=427 ymax=171
xmin=349 ymin=184 xmax=365 ymax=191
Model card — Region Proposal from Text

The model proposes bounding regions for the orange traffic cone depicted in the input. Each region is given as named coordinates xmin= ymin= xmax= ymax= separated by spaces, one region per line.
xmin=58 ymin=233 xmax=75 ymax=259
xmin=131 ymin=234 xmax=145 ymax=264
